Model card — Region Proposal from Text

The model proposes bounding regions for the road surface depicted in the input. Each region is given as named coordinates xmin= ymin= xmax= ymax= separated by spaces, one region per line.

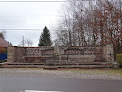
xmin=0 ymin=76 xmax=122 ymax=92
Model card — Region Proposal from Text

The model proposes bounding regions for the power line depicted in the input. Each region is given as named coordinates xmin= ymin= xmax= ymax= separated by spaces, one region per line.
xmin=0 ymin=29 xmax=59 ymax=32
xmin=0 ymin=0 xmax=93 ymax=3
xmin=0 ymin=29 xmax=58 ymax=31
xmin=0 ymin=1 xmax=66 ymax=2
xmin=0 ymin=29 xmax=41 ymax=30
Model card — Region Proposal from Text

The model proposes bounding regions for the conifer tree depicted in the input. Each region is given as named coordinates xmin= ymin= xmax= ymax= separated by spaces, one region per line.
xmin=0 ymin=33 xmax=5 ymax=39
xmin=38 ymin=26 xmax=52 ymax=46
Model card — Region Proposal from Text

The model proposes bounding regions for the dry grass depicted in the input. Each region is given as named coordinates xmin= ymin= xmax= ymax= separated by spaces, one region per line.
xmin=2 ymin=68 xmax=122 ymax=76
xmin=62 ymin=68 xmax=122 ymax=76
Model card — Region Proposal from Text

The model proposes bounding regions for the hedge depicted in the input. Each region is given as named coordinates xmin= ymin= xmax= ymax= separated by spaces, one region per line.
xmin=117 ymin=54 xmax=122 ymax=66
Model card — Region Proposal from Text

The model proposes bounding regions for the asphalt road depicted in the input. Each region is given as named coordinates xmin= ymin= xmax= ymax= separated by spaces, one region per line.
xmin=0 ymin=76 xmax=122 ymax=92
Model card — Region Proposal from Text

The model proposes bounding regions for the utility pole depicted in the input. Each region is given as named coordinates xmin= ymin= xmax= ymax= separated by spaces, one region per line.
xmin=22 ymin=36 xmax=25 ymax=47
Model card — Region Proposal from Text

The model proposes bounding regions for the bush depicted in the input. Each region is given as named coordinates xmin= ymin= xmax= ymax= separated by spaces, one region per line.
xmin=117 ymin=54 xmax=122 ymax=67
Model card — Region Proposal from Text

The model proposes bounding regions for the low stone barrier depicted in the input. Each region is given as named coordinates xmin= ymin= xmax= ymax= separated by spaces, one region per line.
xmin=0 ymin=62 xmax=113 ymax=68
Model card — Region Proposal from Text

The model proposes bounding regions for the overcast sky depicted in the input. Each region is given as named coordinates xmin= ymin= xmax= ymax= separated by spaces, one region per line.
xmin=0 ymin=0 xmax=65 ymax=46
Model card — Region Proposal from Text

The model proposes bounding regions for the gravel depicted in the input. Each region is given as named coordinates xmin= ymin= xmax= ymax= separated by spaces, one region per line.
xmin=0 ymin=68 xmax=122 ymax=80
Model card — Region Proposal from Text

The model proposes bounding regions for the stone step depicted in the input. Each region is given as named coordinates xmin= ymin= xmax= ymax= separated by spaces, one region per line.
xmin=1 ymin=64 xmax=113 ymax=68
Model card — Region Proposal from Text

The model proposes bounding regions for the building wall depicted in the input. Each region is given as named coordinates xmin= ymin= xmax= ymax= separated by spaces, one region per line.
xmin=7 ymin=45 xmax=114 ymax=63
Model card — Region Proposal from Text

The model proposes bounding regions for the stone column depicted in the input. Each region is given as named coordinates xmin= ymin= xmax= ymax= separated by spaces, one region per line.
xmin=103 ymin=45 xmax=114 ymax=62
xmin=7 ymin=46 xmax=17 ymax=62
xmin=54 ymin=44 xmax=61 ymax=63
xmin=54 ymin=44 xmax=60 ymax=56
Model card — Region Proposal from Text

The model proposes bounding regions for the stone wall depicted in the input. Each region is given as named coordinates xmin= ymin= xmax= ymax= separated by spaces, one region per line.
xmin=7 ymin=45 xmax=114 ymax=63
xmin=7 ymin=46 xmax=26 ymax=62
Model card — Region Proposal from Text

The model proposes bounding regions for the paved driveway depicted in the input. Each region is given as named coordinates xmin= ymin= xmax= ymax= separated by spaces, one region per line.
xmin=0 ymin=76 xmax=122 ymax=92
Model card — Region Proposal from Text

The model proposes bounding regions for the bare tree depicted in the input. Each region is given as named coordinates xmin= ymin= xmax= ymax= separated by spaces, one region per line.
xmin=55 ymin=0 xmax=87 ymax=46
xmin=55 ymin=0 xmax=122 ymax=56
xmin=19 ymin=36 xmax=33 ymax=47
xmin=0 ymin=30 xmax=7 ymax=39
xmin=26 ymin=39 xmax=33 ymax=47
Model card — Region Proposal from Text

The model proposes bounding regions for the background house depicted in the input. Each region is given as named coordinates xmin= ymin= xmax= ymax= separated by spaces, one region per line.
xmin=0 ymin=37 xmax=9 ymax=61
xmin=0 ymin=37 xmax=10 ymax=47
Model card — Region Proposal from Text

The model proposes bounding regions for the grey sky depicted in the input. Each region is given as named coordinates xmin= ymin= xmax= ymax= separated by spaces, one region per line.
xmin=0 ymin=0 xmax=64 ymax=46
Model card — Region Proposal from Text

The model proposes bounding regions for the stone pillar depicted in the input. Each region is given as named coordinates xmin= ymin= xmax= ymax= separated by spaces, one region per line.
xmin=103 ymin=45 xmax=114 ymax=62
xmin=54 ymin=44 xmax=60 ymax=56
xmin=7 ymin=46 xmax=17 ymax=62
xmin=54 ymin=44 xmax=61 ymax=63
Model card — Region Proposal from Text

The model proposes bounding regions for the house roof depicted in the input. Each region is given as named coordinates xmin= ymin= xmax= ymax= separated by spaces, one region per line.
xmin=0 ymin=37 xmax=9 ymax=47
